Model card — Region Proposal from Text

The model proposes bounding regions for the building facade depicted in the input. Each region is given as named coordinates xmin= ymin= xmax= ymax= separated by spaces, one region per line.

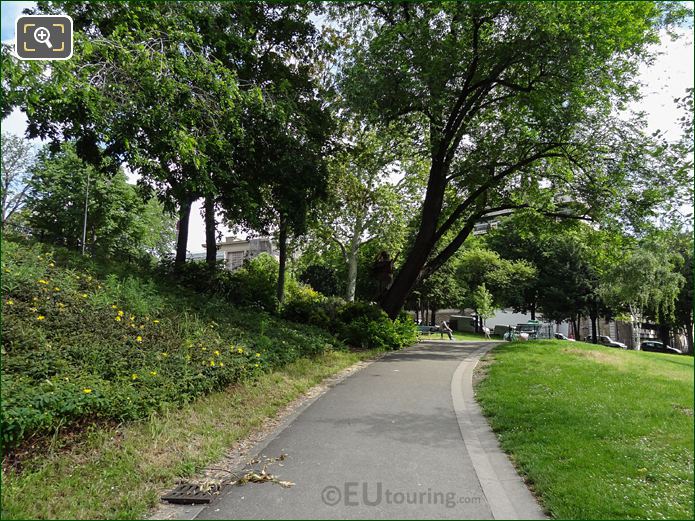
xmin=216 ymin=236 xmax=276 ymax=271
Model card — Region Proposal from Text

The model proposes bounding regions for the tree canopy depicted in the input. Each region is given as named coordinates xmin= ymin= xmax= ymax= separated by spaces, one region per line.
xmin=332 ymin=1 xmax=690 ymax=317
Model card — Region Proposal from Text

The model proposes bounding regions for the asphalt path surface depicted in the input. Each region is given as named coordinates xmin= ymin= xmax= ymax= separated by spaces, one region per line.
xmin=193 ymin=341 xmax=544 ymax=520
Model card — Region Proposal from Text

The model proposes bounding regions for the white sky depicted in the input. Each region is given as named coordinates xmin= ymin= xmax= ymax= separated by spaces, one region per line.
xmin=1 ymin=2 xmax=693 ymax=253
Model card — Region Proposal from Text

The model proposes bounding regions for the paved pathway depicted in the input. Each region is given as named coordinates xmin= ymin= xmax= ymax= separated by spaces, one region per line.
xmin=190 ymin=341 xmax=545 ymax=520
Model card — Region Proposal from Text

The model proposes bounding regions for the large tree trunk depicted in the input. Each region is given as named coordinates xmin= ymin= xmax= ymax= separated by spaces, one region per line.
xmin=204 ymin=196 xmax=217 ymax=268
xmin=276 ymin=214 xmax=288 ymax=305
xmin=346 ymin=248 xmax=358 ymax=302
xmin=590 ymin=313 xmax=598 ymax=344
xmin=380 ymin=163 xmax=446 ymax=319
xmin=175 ymin=196 xmax=193 ymax=268
xmin=630 ymin=305 xmax=642 ymax=350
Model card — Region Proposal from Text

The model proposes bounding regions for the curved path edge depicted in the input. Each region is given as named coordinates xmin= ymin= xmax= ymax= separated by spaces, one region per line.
xmin=451 ymin=344 xmax=547 ymax=520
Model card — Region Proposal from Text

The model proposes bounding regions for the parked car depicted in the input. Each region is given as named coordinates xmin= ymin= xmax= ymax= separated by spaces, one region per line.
xmin=640 ymin=340 xmax=683 ymax=355
xmin=554 ymin=333 xmax=575 ymax=341
xmin=599 ymin=335 xmax=628 ymax=349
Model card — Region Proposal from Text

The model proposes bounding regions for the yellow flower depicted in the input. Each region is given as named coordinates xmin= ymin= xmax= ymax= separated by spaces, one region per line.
xmin=129 ymin=315 xmax=134 ymax=321
xmin=82 ymin=294 xmax=88 ymax=298
xmin=256 ymin=353 xmax=261 ymax=358
xmin=132 ymin=373 xmax=139 ymax=380
xmin=210 ymin=360 xmax=215 ymax=367
xmin=83 ymin=388 xmax=92 ymax=394
xmin=219 ymin=362 xmax=224 ymax=367
xmin=214 ymin=350 xmax=220 ymax=356
xmin=37 ymin=279 xmax=48 ymax=284
xmin=53 ymin=287 xmax=60 ymax=292
xmin=3 ymin=268 xmax=10 ymax=273
xmin=255 ymin=363 xmax=260 ymax=367
xmin=150 ymin=371 xmax=157 ymax=376
xmin=153 ymin=319 xmax=160 ymax=324
xmin=136 ymin=336 xmax=143 ymax=343
xmin=37 ymin=315 xmax=45 ymax=321
xmin=32 ymin=297 xmax=38 ymax=302
xmin=161 ymin=352 xmax=168 ymax=357
xmin=202 ymin=347 xmax=207 ymax=351
xmin=111 ymin=305 xmax=117 ymax=309
xmin=115 ymin=316 xmax=122 ymax=322
xmin=49 ymin=262 xmax=55 ymax=268
xmin=237 ymin=347 xmax=244 ymax=354
xmin=57 ymin=302 xmax=65 ymax=308
xmin=117 ymin=310 xmax=124 ymax=316
xmin=30 ymin=307 xmax=37 ymax=312
xmin=6 ymin=299 xmax=14 ymax=305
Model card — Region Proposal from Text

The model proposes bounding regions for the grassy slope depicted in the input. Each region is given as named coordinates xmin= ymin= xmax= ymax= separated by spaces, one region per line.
xmin=1 ymin=239 xmax=347 ymax=446
xmin=476 ymin=340 xmax=694 ymax=520
xmin=1 ymin=239 xmax=387 ymax=519
xmin=2 ymin=349 xmax=380 ymax=520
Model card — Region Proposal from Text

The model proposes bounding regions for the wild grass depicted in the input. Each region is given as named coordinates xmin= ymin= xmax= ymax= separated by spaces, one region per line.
xmin=1 ymin=349 xmax=379 ymax=520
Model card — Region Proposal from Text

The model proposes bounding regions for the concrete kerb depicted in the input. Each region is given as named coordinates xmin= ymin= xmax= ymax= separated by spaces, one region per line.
xmin=450 ymin=343 xmax=546 ymax=520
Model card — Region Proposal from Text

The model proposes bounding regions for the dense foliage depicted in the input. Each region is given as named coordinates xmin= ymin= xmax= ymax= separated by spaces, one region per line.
xmin=1 ymin=239 xmax=419 ymax=449
xmin=161 ymin=253 xmax=418 ymax=351
xmin=25 ymin=143 xmax=176 ymax=259
xmin=0 ymin=240 xmax=343 ymax=449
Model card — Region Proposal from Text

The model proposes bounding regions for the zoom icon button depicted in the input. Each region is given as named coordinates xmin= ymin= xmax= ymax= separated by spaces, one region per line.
xmin=16 ymin=15 xmax=73 ymax=60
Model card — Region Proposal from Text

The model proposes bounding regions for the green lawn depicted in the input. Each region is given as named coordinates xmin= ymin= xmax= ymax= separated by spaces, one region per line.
xmin=475 ymin=340 xmax=694 ymax=520
xmin=419 ymin=330 xmax=500 ymax=342
xmin=452 ymin=331 xmax=500 ymax=342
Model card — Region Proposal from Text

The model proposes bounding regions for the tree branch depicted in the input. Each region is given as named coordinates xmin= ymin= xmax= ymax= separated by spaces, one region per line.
xmin=329 ymin=234 xmax=348 ymax=263
xmin=434 ymin=148 xmax=566 ymax=240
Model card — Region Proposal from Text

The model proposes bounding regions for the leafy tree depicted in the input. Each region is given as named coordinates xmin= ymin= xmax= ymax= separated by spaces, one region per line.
xmin=333 ymin=1 xmax=689 ymax=318
xmin=457 ymin=246 xmax=537 ymax=316
xmin=314 ymin=126 xmax=413 ymax=301
xmin=13 ymin=2 xmax=246 ymax=267
xmin=186 ymin=2 xmax=332 ymax=270
xmin=1 ymin=133 xmax=34 ymax=227
xmin=411 ymin=256 xmax=465 ymax=325
xmin=222 ymin=94 xmax=332 ymax=305
xmin=25 ymin=143 xmax=175 ymax=260
xmin=641 ymin=229 xmax=694 ymax=353
xmin=672 ymin=235 xmax=694 ymax=353
xmin=599 ymin=249 xmax=684 ymax=349
xmin=485 ymin=214 xmax=627 ymax=341
xmin=472 ymin=284 xmax=495 ymax=327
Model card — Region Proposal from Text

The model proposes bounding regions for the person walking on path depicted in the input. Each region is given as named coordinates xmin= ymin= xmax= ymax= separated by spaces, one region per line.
xmin=440 ymin=320 xmax=453 ymax=340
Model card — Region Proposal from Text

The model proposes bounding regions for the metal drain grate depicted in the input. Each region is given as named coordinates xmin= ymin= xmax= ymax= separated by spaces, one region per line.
xmin=161 ymin=483 xmax=221 ymax=504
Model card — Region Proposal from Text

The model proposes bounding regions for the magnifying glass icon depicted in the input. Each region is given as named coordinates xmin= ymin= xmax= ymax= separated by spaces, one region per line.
xmin=33 ymin=26 xmax=53 ymax=49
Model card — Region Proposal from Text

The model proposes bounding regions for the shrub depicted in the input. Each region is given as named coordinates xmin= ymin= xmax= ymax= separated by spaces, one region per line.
xmin=158 ymin=254 xmax=280 ymax=312
xmin=299 ymin=263 xmax=342 ymax=296
xmin=280 ymin=286 xmax=341 ymax=330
